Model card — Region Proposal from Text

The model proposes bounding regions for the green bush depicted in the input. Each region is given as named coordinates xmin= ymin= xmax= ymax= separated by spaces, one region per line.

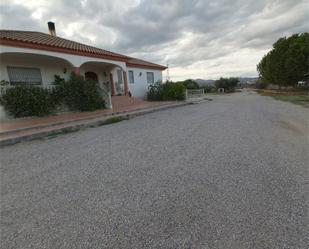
xmin=180 ymin=79 xmax=199 ymax=89
xmin=161 ymin=82 xmax=186 ymax=100
xmin=0 ymin=74 xmax=105 ymax=118
xmin=147 ymin=82 xmax=164 ymax=101
xmin=147 ymin=82 xmax=185 ymax=101
xmin=0 ymin=86 xmax=56 ymax=118
xmin=53 ymin=74 xmax=105 ymax=111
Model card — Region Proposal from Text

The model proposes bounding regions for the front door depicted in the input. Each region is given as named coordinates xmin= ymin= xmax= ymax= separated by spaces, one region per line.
xmin=116 ymin=70 xmax=124 ymax=95
xmin=85 ymin=72 xmax=98 ymax=82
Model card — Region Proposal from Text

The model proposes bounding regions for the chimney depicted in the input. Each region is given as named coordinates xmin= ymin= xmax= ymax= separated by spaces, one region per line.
xmin=47 ymin=22 xmax=56 ymax=36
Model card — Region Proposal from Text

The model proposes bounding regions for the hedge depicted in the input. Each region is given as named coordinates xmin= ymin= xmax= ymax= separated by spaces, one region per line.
xmin=0 ymin=86 xmax=56 ymax=118
xmin=147 ymin=82 xmax=185 ymax=101
xmin=0 ymin=74 xmax=105 ymax=118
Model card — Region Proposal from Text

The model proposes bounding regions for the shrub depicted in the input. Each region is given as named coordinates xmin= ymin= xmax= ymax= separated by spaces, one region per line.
xmin=53 ymin=74 xmax=105 ymax=111
xmin=0 ymin=80 xmax=10 ymax=86
xmin=0 ymin=74 xmax=106 ymax=118
xmin=147 ymin=82 xmax=185 ymax=101
xmin=0 ymin=86 xmax=56 ymax=118
xmin=147 ymin=82 xmax=163 ymax=101
xmin=161 ymin=82 xmax=186 ymax=100
xmin=180 ymin=79 xmax=199 ymax=89
xmin=53 ymin=75 xmax=65 ymax=85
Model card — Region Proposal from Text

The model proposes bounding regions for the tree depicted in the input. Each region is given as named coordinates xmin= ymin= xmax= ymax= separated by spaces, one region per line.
xmin=257 ymin=33 xmax=309 ymax=87
xmin=179 ymin=79 xmax=200 ymax=89
xmin=215 ymin=77 xmax=239 ymax=92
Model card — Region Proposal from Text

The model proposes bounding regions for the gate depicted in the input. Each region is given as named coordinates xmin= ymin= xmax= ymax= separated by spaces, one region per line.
xmin=185 ymin=89 xmax=205 ymax=100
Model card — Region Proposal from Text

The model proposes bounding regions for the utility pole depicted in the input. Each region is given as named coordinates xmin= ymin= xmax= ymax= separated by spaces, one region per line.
xmin=166 ymin=62 xmax=170 ymax=82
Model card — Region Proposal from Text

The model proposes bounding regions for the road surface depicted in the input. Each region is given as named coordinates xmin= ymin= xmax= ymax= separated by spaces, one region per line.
xmin=1 ymin=90 xmax=308 ymax=248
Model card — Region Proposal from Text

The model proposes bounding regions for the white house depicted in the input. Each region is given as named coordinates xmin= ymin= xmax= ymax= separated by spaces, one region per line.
xmin=0 ymin=22 xmax=166 ymax=108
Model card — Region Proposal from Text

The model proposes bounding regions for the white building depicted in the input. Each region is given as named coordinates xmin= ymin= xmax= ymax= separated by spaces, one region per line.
xmin=0 ymin=22 xmax=166 ymax=108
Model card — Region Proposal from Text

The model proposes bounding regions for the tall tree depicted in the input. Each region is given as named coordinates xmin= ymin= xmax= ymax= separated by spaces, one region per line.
xmin=257 ymin=33 xmax=309 ymax=87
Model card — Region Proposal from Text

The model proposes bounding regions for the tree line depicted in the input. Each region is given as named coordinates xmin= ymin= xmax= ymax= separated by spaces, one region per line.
xmin=170 ymin=78 xmax=239 ymax=93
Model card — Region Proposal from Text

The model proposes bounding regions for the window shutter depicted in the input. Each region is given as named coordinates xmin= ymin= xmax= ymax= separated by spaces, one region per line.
xmin=7 ymin=67 xmax=42 ymax=85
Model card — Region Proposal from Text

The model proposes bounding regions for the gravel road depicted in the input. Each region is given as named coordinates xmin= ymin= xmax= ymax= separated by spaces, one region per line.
xmin=1 ymin=90 xmax=308 ymax=249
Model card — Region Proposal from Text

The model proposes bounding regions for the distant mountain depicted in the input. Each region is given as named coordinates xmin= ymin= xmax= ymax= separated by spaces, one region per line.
xmin=238 ymin=77 xmax=259 ymax=84
xmin=194 ymin=79 xmax=215 ymax=86
xmin=194 ymin=77 xmax=258 ymax=86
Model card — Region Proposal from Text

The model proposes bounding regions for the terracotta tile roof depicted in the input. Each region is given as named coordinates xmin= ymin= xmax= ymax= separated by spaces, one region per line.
xmin=0 ymin=30 xmax=167 ymax=70
xmin=0 ymin=30 xmax=129 ymax=59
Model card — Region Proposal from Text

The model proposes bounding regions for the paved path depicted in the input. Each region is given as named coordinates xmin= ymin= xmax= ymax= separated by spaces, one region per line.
xmin=1 ymin=90 xmax=308 ymax=249
xmin=0 ymin=96 xmax=166 ymax=132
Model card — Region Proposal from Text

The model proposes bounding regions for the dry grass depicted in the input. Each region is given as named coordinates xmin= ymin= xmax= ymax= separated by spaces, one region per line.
xmin=257 ymin=89 xmax=309 ymax=107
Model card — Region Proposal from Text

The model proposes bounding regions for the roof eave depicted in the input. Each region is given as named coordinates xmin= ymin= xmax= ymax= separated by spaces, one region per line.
xmin=126 ymin=62 xmax=167 ymax=71
xmin=0 ymin=38 xmax=129 ymax=62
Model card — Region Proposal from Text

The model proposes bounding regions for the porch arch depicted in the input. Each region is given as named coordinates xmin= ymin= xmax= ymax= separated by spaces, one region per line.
xmin=0 ymin=52 xmax=75 ymax=85
xmin=79 ymin=61 xmax=128 ymax=96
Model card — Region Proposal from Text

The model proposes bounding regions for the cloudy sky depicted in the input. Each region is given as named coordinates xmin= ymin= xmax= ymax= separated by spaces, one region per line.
xmin=0 ymin=0 xmax=308 ymax=81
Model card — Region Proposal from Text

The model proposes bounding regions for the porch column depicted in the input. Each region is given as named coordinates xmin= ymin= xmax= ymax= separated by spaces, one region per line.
xmin=73 ymin=67 xmax=80 ymax=76
xmin=110 ymin=73 xmax=116 ymax=96
xmin=123 ymin=71 xmax=129 ymax=95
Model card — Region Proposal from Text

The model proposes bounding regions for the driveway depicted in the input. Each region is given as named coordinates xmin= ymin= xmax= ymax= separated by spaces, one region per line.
xmin=1 ymin=90 xmax=308 ymax=249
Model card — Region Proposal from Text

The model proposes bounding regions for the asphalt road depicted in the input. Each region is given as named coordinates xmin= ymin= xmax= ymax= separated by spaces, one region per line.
xmin=1 ymin=90 xmax=308 ymax=249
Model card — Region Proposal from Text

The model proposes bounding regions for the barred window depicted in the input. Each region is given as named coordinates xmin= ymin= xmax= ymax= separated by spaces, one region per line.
xmin=147 ymin=72 xmax=154 ymax=84
xmin=129 ymin=71 xmax=134 ymax=84
xmin=7 ymin=67 xmax=42 ymax=85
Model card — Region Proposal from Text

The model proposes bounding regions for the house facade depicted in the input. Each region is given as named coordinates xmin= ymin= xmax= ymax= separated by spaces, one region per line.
xmin=0 ymin=22 xmax=166 ymax=108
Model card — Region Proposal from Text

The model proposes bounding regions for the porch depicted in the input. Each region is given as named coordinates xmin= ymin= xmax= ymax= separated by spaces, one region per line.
xmin=0 ymin=48 xmax=131 ymax=110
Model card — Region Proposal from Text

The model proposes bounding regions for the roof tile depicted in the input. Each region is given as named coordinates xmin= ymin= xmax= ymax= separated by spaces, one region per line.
xmin=0 ymin=30 xmax=167 ymax=70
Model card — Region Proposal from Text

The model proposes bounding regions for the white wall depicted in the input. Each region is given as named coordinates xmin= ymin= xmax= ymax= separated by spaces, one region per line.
xmin=126 ymin=67 xmax=163 ymax=98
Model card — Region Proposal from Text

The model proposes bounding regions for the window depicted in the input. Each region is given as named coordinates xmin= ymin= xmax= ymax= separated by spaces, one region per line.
xmin=128 ymin=71 xmax=134 ymax=84
xmin=7 ymin=67 xmax=42 ymax=85
xmin=147 ymin=72 xmax=154 ymax=84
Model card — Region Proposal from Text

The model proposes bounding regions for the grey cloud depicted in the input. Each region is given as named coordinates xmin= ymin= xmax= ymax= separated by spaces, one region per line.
xmin=0 ymin=4 xmax=41 ymax=31
xmin=0 ymin=0 xmax=308 ymax=79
